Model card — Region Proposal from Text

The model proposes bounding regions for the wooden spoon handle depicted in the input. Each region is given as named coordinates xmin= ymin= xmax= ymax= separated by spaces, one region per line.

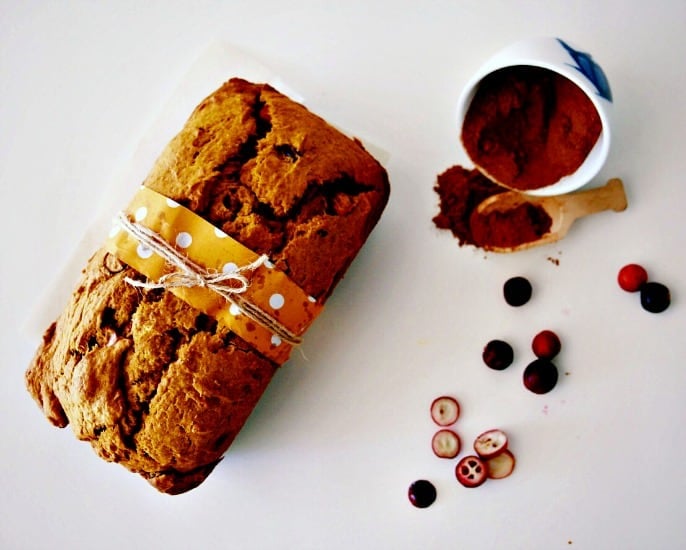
xmin=562 ymin=178 xmax=628 ymax=218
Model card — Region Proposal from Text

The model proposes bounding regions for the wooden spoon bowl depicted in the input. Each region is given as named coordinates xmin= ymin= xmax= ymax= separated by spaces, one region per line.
xmin=473 ymin=178 xmax=628 ymax=252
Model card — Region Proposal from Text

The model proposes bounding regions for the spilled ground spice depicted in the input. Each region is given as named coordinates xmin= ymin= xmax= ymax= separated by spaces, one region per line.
xmin=433 ymin=166 xmax=502 ymax=246
xmin=433 ymin=165 xmax=552 ymax=249
xmin=461 ymin=66 xmax=602 ymax=191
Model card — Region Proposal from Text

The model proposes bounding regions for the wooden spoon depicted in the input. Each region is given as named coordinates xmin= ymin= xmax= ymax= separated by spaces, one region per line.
xmin=473 ymin=178 xmax=628 ymax=253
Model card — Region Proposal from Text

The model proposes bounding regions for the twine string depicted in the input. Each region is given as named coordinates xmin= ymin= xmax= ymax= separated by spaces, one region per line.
xmin=115 ymin=212 xmax=302 ymax=346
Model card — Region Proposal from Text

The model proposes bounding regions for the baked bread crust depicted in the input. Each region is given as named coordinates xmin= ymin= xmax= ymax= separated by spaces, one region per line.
xmin=25 ymin=78 xmax=390 ymax=494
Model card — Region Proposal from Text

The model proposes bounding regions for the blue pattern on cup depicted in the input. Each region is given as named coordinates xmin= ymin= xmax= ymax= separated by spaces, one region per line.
xmin=557 ymin=38 xmax=613 ymax=102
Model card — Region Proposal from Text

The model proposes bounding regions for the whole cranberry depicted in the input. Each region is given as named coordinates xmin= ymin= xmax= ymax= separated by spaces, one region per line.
xmin=617 ymin=264 xmax=648 ymax=293
xmin=523 ymin=359 xmax=559 ymax=394
xmin=482 ymin=340 xmax=514 ymax=370
xmin=640 ymin=282 xmax=671 ymax=313
xmin=503 ymin=276 xmax=532 ymax=307
xmin=531 ymin=330 xmax=561 ymax=360
xmin=408 ymin=479 xmax=437 ymax=508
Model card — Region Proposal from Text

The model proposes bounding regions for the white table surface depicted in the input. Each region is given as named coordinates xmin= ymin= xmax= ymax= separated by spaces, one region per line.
xmin=2 ymin=2 xmax=685 ymax=549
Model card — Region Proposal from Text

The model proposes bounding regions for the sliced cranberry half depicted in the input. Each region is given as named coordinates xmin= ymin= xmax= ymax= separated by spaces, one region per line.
xmin=432 ymin=429 xmax=461 ymax=459
xmin=455 ymin=455 xmax=488 ymax=488
xmin=486 ymin=450 xmax=516 ymax=480
xmin=430 ymin=396 xmax=460 ymax=426
xmin=474 ymin=428 xmax=508 ymax=459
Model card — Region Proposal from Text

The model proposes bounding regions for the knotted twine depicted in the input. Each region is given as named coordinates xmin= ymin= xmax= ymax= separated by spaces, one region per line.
xmin=115 ymin=211 xmax=303 ymax=346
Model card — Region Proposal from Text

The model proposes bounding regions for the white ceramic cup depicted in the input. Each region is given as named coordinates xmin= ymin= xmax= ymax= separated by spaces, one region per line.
xmin=456 ymin=37 xmax=613 ymax=196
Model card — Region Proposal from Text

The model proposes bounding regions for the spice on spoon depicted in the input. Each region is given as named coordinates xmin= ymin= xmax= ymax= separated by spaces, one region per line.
xmin=469 ymin=201 xmax=552 ymax=248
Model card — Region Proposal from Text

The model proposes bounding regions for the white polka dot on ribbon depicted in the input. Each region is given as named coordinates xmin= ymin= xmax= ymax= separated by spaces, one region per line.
xmin=134 ymin=206 xmax=148 ymax=222
xmin=269 ymin=293 xmax=285 ymax=310
xmin=229 ymin=303 xmax=241 ymax=316
xmin=214 ymin=227 xmax=228 ymax=239
xmin=175 ymin=232 xmax=192 ymax=248
xmin=222 ymin=262 xmax=238 ymax=274
xmin=137 ymin=243 xmax=153 ymax=259
xmin=166 ymin=198 xmax=180 ymax=208
xmin=271 ymin=335 xmax=282 ymax=346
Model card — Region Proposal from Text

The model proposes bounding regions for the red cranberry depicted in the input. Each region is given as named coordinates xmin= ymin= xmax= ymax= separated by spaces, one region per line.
xmin=482 ymin=340 xmax=514 ymax=370
xmin=531 ymin=330 xmax=561 ymax=359
xmin=503 ymin=276 xmax=532 ymax=306
xmin=408 ymin=479 xmax=437 ymax=508
xmin=640 ymin=282 xmax=671 ymax=313
xmin=523 ymin=359 xmax=559 ymax=394
xmin=618 ymin=264 xmax=648 ymax=292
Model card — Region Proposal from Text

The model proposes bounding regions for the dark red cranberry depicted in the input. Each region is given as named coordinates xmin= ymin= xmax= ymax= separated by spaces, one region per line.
xmin=640 ymin=282 xmax=671 ymax=313
xmin=523 ymin=359 xmax=559 ymax=394
xmin=482 ymin=340 xmax=514 ymax=370
xmin=503 ymin=276 xmax=532 ymax=306
xmin=408 ymin=479 xmax=437 ymax=508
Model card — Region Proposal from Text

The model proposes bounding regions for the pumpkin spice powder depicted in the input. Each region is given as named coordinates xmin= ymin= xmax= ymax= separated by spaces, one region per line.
xmin=434 ymin=65 xmax=602 ymax=250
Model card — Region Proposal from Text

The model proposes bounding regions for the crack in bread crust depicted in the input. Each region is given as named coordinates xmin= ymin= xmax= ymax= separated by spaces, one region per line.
xmin=25 ymin=78 xmax=390 ymax=493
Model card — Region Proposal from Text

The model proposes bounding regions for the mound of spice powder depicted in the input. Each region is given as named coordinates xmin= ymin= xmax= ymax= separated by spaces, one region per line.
xmin=433 ymin=165 xmax=552 ymax=249
xmin=461 ymin=66 xmax=602 ymax=191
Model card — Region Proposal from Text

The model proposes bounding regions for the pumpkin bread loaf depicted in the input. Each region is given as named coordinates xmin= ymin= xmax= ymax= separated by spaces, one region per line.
xmin=25 ymin=78 xmax=390 ymax=494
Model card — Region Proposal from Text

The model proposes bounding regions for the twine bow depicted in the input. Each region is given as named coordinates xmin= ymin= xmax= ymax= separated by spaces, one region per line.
xmin=115 ymin=212 xmax=302 ymax=346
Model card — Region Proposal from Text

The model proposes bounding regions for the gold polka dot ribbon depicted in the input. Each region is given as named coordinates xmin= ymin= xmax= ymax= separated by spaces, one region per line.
xmin=105 ymin=186 xmax=323 ymax=364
